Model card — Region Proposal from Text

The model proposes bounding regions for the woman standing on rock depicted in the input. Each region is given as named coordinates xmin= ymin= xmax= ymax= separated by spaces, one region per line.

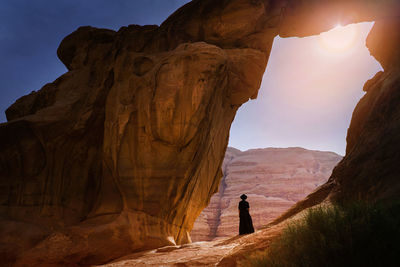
xmin=238 ymin=194 xmax=255 ymax=235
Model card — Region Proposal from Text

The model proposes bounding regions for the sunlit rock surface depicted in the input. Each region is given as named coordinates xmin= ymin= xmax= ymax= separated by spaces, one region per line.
xmin=0 ymin=0 xmax=399 ymax=265
xmin=191 ymin=147 xmax=341 ymax=241
xmin=1 ymin=32 xmax=267 ymax=265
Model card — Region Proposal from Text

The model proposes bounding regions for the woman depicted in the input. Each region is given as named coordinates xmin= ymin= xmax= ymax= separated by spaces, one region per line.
xmin=238 ymin=194 xmax=255 ymax=235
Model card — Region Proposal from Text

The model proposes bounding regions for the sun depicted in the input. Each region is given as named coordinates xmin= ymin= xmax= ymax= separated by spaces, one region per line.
xmin=318 ymin=24 xmax=359 ymax=53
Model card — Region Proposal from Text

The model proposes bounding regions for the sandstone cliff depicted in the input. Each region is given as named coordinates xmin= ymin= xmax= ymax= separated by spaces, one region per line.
xmin=1 ymin=0 xmax=399 ymax=265
xmin=191 ymin=147 xmax=341 ymax=241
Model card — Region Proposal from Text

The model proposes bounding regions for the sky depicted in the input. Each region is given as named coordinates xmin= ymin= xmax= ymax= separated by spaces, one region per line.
xmin=0 ymin=1 xmax=382 ymax=155
xmin=229 ymin=23 xmax=382 ymax=155
xmin=0 ymin=0 xmax=191 ymax=121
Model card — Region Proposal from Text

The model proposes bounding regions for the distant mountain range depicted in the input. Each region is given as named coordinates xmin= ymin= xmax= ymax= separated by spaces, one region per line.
xmin=191 ymin=147 xmax=342 ymax=241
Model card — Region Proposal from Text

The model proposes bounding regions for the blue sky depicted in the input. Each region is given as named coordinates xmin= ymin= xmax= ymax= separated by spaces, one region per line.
xmin=0 ymin=1 xmax=381 ymax=155
xmin=0 ymin=0 xmax=191 ymax=122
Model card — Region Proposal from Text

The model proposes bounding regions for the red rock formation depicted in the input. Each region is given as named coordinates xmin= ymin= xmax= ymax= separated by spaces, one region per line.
xmin=0 ymin=0 xmax=399 ymax=265
xmin=191 ymin=147 xmax=341 ymax=241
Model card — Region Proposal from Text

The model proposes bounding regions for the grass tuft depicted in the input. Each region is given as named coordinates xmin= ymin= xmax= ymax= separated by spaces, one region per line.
xmin=243 ymin=201 xmax=400 ymax=267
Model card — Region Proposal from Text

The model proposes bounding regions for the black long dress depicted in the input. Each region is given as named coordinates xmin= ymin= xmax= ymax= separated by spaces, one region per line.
xmin=238 ymin=199 xmax=255 ymax=235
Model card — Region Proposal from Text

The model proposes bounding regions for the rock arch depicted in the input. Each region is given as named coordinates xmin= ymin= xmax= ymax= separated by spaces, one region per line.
xmin=1 ymin=0 xmax=399 ymax=265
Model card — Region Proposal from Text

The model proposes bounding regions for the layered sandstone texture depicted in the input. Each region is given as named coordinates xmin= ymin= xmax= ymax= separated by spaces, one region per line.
xmin=1 ymin=0 xmax=400 ymax=266
xmin=191 ymin=147 xmax=341 ymax=241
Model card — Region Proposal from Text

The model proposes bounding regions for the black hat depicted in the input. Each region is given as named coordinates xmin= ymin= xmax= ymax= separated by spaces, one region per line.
xmin=240 ymin=194 xmax=247 ymax=200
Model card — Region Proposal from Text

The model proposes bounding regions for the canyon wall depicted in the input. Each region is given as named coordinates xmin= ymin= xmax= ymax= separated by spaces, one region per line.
xmin=0 ymin=0 xmax=399 ymax=265
xmin=329 ymin=16 xmax=400 ymax=202
xmin=191 ymin=147 xmax=341 ymax=241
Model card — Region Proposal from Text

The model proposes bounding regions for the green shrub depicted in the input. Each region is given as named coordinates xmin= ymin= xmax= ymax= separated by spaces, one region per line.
xmin=244 ymin=201 xmax=400 ymax=267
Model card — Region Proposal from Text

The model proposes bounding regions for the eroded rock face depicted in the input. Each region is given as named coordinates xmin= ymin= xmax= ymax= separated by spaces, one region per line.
xmin=1 ymin=32 xmax=268 ymax=265
xmin=1 ymin=0 xmax=399 ymax=265
xmin=1 ymin=13 xmax=269 ymax=267
xmin=329 ymin=17 xmax=400 ymax=202
xmin=191 ymin=147 xmax=341 ymax=241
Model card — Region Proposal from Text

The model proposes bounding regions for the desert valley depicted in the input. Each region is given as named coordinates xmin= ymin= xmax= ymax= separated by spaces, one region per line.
xmin=191 ymin=147 xmax=341 ymax=241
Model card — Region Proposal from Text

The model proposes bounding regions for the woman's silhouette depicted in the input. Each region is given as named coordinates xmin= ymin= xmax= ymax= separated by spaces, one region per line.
xmin=238 ymin=194 xmax=255 ymax=235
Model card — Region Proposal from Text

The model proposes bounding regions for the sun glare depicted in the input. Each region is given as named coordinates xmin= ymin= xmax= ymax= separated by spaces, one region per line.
xmin=318 ymin=24 xmax=359 ymax=53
